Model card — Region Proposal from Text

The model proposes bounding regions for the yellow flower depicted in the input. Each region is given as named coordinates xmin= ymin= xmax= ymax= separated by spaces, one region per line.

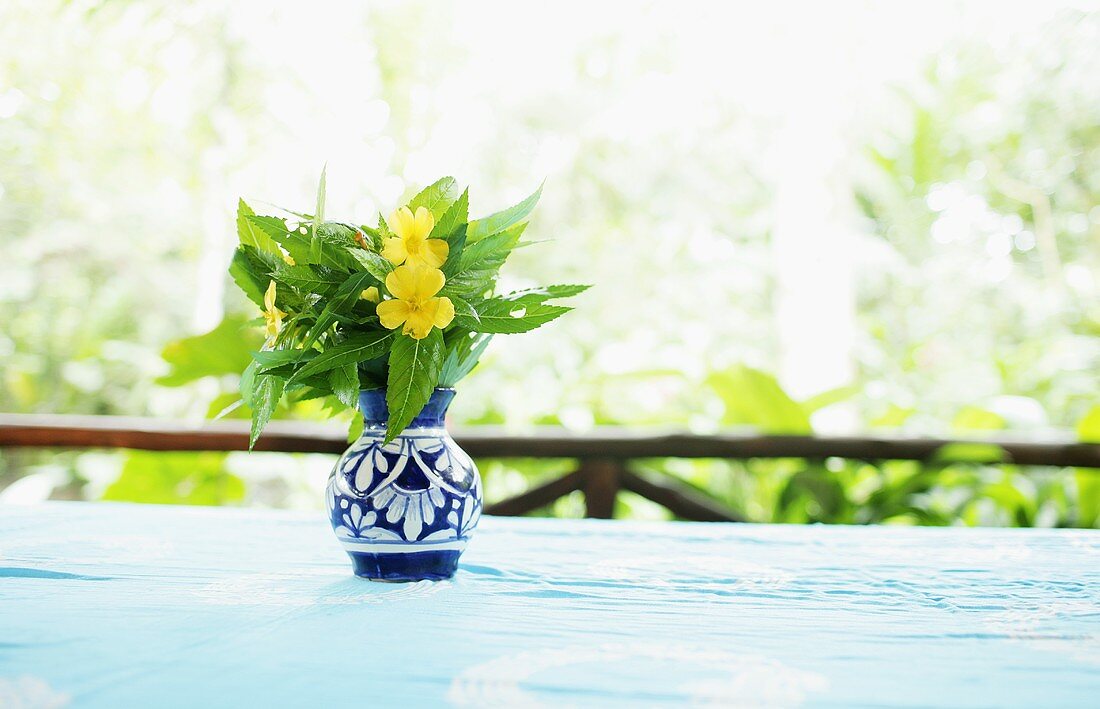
xmin=376 ymin=266 xmax=455 ymax=340
xmin=381 ymin=206 xmax=449 ymax=269
xmin=261 ymin=280 xmax=287 ymax=339
xmin=360 ymin=286 xmax=380 ymax=303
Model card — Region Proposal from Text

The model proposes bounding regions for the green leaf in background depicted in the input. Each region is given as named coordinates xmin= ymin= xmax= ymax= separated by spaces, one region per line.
xmin=385 ymin=330 xmax=445 ymax=442
xmin=933 ymin=442 xmax=1007 ymax=464
xmin=705 ymin=365 xmax=812 ymax=434
xmin=249 ymin=374 xmax=284 ymax=449
xmin=290 ymin=331 xmax=394 ymax=382
xmin=467 ymin=182 xmax=542 ymax=241
xmin=236 ymin=199 xmax=280 ymax=255
xmin=407 ymin=176 xmax=458 ymax=221
xmin=468 ymin=299 xmax=571 ymax=334
xmin=157 ymin=315 xmax=261 ymax=386
xmin=104 ymin=451 xmax=244 ymax=506
xmin=434 ymin=187 xmax=469 ymax=240
xmin=952 ymin=406 xmax=1007 ymax=432
xmin=800 ymin=384 xmax=861 ymax=415
xmin=329 ymin=362 xmax=360 ymax=408
xmin=1077 ymin=405 xmax=1100 ymax=442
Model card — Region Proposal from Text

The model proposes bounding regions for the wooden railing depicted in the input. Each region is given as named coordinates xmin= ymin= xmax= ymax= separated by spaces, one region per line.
xmin=2 ymin=413 xmax=1098 ymax=521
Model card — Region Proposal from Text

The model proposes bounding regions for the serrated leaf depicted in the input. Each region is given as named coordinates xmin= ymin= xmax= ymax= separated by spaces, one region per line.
xmin=459 ymin=221 xmax=526 ymax=272
xmin=249 ymin=374 xmax=285 ymax=449
xmin=290 ymin=331 xmax=394 ymax=382
xmin=329 ymin=362 xmax=360 ymax=408
xmin=299 ymin=271 xmax=379 ymax=349
xmin=439 ymin=268 xmax=496 ymax=298
xmin=502 ymin=284 xmax=591 ymax=303
xmin=439 ymin=333 xmax=493 ymax=387
xmin=273 ymin=263 xmax=345 ymax=294
xmin=251 ymin=348 xmax=317 ymax=372
xmin=450 ymin=297 xmax=481 ymax=329
xmin=468 ymin=300 xmax=571 ymax=334
xmin=467 ymin=182 xmax=542 ymax=242
xmin=408 ymin=176 xmax=458 ymax=221
xmin=434 ymin=187 xmax=469 ymax=241
xmin=229 ymin=246 xmax=281 ymax=308
xmin=385 ymin=330 xmax=445 ymax=442
xmin=349 ymin=249 xmax=395 ymax=283
xmin=237 ymin=199 xmax=280 ymax=254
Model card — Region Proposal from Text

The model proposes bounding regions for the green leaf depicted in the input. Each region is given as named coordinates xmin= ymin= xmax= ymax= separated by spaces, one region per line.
xmin=502 ymin=283 xmax=591 ymax=304
xmin=467 ymin=299 xmax=571 ymax=334
xmin=800 ymin=384 xmax=860 ymax=415
xmin=347 ymin=410 xmax=365 ymax=444
xmin=349 ymin=249 xmax=395 ymax=283
xmin=933 ymin=442 xmax=1007 ymax=464
xmin=249 ymin=374 xmax=285 ymax=449
xmin=439 ymin=333 xmax=492 ymax=387
xmin=440 ymin=271 xmax=496 ymax=298
xmin=236 ymin=199 xmax=280 ymax=254
xmin=157 ymin=315 xmax=262 ymax=386
xmin=434 ymin=187 xmax=469 ymax=241
xmin=951 ymin=406 xmax=1006 ymax=433
xmin=467 ymin=182 xmax=542 ymax=242
xmin=450 ymin=297 xmax=481 ymax=329
xmin=251 ymin=348 xmax=317 ymax=373
xmin=329 ymin=362 xmax=360 ymax=408
xmin=314 ymin=164 xmax=327 ymax=228
xmin=299 ymin=271 xmax=379 ymax=349
xmin=290 ymin=331 xmax=394 ymax=382
xmin=459 ymin=221 xmax=526 ymax=271
xmin=273 ymin=263 xmax=345 ymax=295
xmin=104 ymin=451 xmax=244 ymax=506
xmin=408 ymin=176 xmax=459 ymax=221
xmin=1077 ymin=405 xmax=1100 ymax=443
xmin=385 ymin=330 xmax=445 ymax=442
xmin=705 ymin=365 xmax=812 ymax=434
xmin=229 ymin=246 xmax=280 ymax=308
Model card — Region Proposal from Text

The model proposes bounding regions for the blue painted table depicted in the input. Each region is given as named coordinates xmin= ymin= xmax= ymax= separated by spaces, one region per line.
xmin=1 ymin=503 xmax=1097 ymax=707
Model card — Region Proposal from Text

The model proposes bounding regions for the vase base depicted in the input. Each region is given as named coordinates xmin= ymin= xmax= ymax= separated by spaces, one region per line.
xmin=348 ymin=550 xmax=461 ymax=582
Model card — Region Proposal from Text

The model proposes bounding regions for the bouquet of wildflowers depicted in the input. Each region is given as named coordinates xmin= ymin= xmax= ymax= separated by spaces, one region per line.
xmin=229 ymin=175 xmax=585 ymax=445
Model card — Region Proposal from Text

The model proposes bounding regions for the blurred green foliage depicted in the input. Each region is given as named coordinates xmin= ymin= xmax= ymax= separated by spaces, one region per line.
xmin=0 ymin=1 xmax=1096 ymax=526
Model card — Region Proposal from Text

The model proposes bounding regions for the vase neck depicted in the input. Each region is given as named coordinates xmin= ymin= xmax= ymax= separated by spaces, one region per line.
xmin=358 ymin=388 xmax=455 ymax=429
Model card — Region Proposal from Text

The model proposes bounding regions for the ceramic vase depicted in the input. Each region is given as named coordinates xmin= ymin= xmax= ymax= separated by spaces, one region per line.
xmin=325 ymin=388 xmax=482 ymax=581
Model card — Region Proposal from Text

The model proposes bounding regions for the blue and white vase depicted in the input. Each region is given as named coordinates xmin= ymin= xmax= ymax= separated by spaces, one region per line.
xmin=325 ymin=388 xmax=482 ymax=581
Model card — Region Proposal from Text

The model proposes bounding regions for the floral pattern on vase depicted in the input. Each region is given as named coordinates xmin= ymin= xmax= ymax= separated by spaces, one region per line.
xmin=326 ymin=388 xmax=481 ymax=581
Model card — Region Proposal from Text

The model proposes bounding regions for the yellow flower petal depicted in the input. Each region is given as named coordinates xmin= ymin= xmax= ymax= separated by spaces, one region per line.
xmin=388 ymin=206 xmax=415 ymax=237
xmin=403 ymin=309 xmax=435 ymax=339
xmin=413 ymin=267 xmax=446 ymax=300
xmin=381 ymin=237 xmax=408 ymax=265
xmin=413 ymin=206 xmax=435 ymax=238
xmin=429 ymin=296 xmax=455 ymax=329
xmin=360 ymin=286 xmax=380 ymax=303
xmin=376 ymin=299 xmax=411 ymax=330
xmin=385 ymin=265 xmax=419 ymax=301
xmin=415 ymin=238 xmax=449 ymax=269
xmin=264 ymin=280 xmax=277 ymax=312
